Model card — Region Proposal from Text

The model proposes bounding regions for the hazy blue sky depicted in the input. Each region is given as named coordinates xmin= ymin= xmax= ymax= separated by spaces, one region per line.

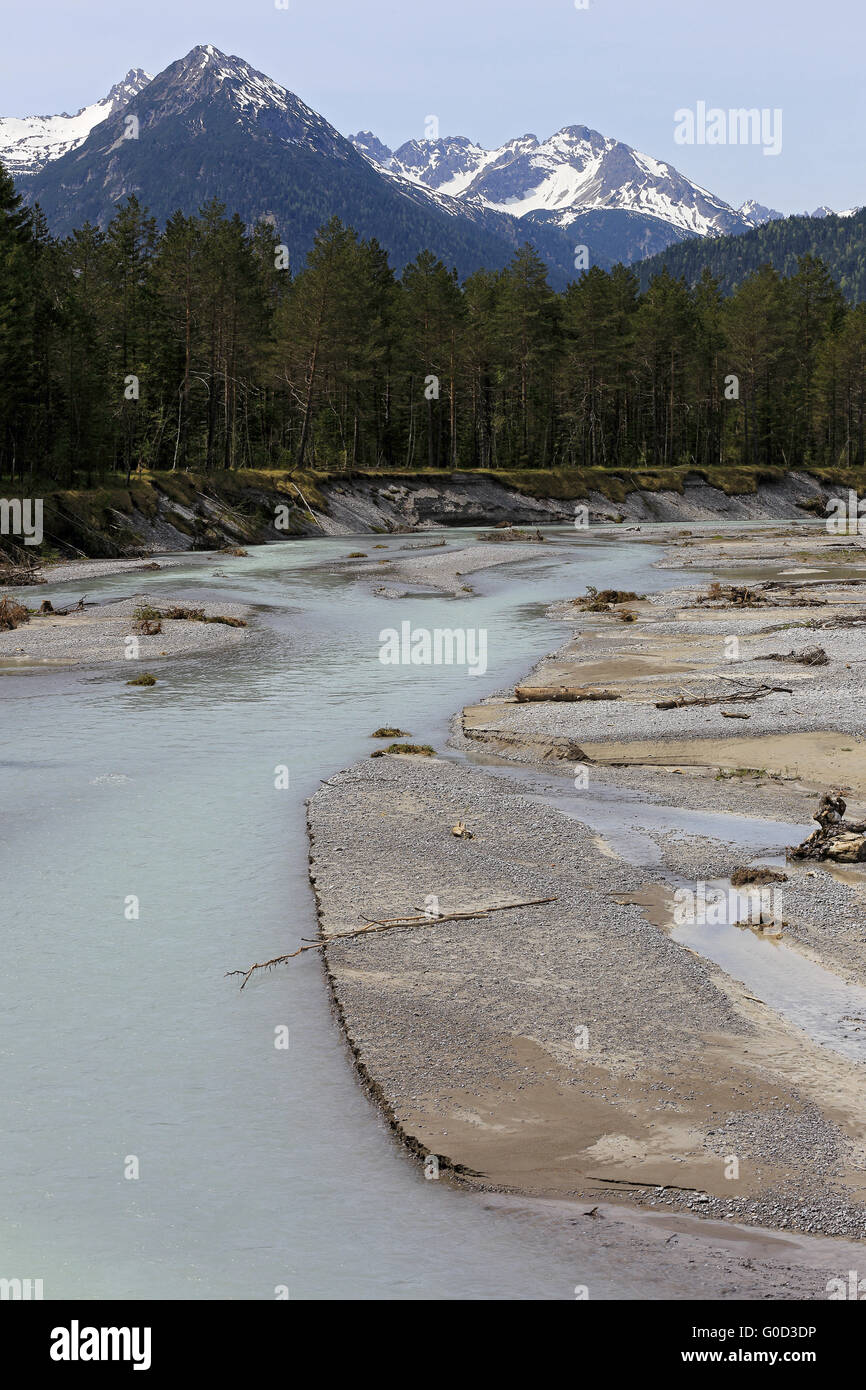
xmin=1 ymin=0 xmax=862 ymax=213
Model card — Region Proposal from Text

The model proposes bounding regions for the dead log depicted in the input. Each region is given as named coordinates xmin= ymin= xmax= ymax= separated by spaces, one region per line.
xmin=52 ymin=595 xmax=88 ymax=615
xmin=515 ymin=685 xmax=621 ymax=703
xmin=811 ymin=612 xmax=866 ymax=629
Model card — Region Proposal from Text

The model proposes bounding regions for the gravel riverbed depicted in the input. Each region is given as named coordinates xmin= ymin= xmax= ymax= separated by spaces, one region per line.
xmin=308 ymin=528 xmax=866 ymax=1281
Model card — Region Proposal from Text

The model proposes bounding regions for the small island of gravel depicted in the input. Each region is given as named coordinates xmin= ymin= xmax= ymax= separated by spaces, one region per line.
xmin=308 ymin=524 xmax=866 ymax=1295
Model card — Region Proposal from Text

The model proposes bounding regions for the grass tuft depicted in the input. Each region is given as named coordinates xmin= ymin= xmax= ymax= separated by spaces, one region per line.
xmin=370 ymin=743 xmax=435 ymax=758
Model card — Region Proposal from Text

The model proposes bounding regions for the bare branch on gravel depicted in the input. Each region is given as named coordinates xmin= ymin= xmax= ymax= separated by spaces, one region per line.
xmin=227 ymin=897 xmax=557 ymax=988
xmin=656 ymin=685 xmax=792 ymax=710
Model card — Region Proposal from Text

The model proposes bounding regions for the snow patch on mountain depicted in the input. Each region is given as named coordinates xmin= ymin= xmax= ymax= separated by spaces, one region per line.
xmin=0 ymin=69 xmax=152 ymax=177
xmin=738 ymin=199 xmax=784 ymax=226
xmin=352 ymin=124 xmax=765 ymax=239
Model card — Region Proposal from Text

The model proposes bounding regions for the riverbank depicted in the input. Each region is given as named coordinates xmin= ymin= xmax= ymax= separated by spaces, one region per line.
xmin=309 ymin=522 xmax=866 ymax=1268
xmin=0 ymin=464 xmax=844 ymax=566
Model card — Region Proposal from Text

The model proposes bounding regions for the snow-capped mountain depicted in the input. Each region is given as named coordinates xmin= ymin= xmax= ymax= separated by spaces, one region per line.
xmin=350 ymin=126 xmax=756 ymax=240
xmin=0 ymin=69 xmax=152 ymax=178
xmin=11 ymin=45 xmax=820 ymax=281
xmin=738 ymin=199 xmax=784 ymax=226
xmin=23 ymin=46 xmax=587 ymax=286
xmin=800 ymin=205 xmax=861 ymax=219
xmin=348 ymin=130 xmax=394 ymax=167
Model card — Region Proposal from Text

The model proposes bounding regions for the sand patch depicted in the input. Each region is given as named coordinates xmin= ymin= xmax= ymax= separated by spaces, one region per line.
xmin=580 ymin=731 xmax=866 ymax=794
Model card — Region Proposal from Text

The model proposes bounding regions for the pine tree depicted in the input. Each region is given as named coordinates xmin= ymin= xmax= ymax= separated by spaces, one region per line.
xmin=0 ymin=160 xmax=37 ymax=479
xmin=400 ymin=250 xmax=464 ymax=470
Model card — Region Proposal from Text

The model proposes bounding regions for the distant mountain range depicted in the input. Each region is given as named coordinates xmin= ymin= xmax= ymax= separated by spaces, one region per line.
xmin=2 ymin=45 xmax=860 ymax=288
xmin=350 ymin=127 xmax=763 ymax=238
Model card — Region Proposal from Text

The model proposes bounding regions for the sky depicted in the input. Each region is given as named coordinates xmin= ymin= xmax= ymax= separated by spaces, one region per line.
xmin=0 ymin=0 xmax=862 ymax=214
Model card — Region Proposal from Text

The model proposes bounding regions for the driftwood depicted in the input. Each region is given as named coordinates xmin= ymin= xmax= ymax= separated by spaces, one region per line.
xmin=762 ymin=578 xmax=866 ymax=590
xmin=697 ymin=583 xmax=768 ymax=607
xmin=788 ymin=793 xmax=866 ymax=863
xmin=227 ymin=896 xmax=557 ymax=989
xmin=656 ymin=684 xmax=792 ymax=710
xmin=730 ymin=866 xmax=788 ymax=886
xmin=52 ymin=595 xmax=88 ymax=616
xmin=761 ymin=646 xmax=828 ymax=666
xmin=587 ymin=1174 xmax=709 ymax=1195
xmin=0 ymin=596 xmax=29 ymax=630
xmin=479 ymin=528 xmax=547 ymax=544
xmin=515 ymin=685 xmax=621 ymax=703
xmin=0 ymin=566 xmax=45 ymax=587
xmin=0 ymin=545 xmax=45 ymax=587
xmin=808 ymin=612 xmax=866 ymax=629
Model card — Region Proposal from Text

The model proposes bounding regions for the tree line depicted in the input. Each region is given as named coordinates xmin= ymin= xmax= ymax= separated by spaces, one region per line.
xmin=639 ymin=208 xmax=866 ymax=305
xmin=2 ymin=158 xmax=865 ymax=487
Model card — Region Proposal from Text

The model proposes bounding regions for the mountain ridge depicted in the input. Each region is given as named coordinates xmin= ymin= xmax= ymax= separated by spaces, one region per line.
xmin=10 ymin=45 xmax=855 ymax=284
xmin=349 ymin=125 xmax=766 ymax=241
xmin=21 ymin=46 xmax=592 ymax=285
xmin=0 ymin=68 xmax=152 ymax=179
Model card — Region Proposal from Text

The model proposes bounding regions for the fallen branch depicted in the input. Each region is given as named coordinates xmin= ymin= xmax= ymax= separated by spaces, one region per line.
xmin=587 ymin=1175 xmax=708 ymax=1195
xmin=52 ymin=595 xmax=88 ymax=615
xmin=227 ymin=896 xmax=557 ymax=988
xmin=656 ymin=684 xmax=792 ymax=710
xmin=761 ymin=645 xmax=828 ymax=666
xmin=286 ymin=479 xmax=323 ymax=529
xmin=0 ymin=566 xmax=45 ymax=587
xmin=808 ymin=612 xmax=866 ymax=629
xmin=697 ymin=583 xmax=768 ymax=607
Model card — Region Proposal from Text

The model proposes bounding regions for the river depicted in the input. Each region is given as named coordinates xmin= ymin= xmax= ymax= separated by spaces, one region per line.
xmin=0 ymin=526 xmax=739 ymax=1299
